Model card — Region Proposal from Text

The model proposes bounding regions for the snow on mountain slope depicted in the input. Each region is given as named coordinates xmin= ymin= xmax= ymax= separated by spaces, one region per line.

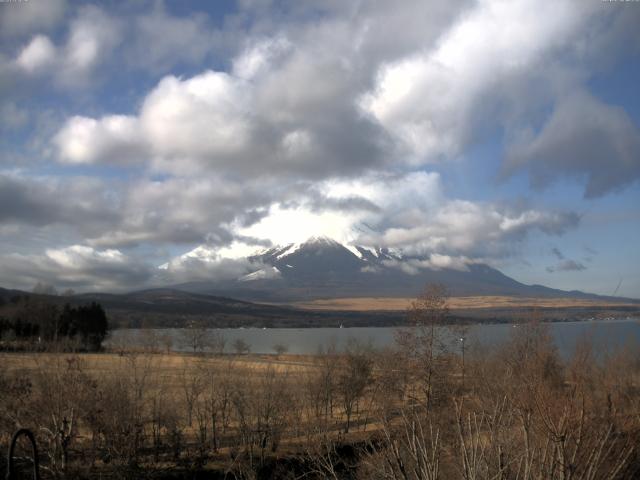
xmin=239 ymin=266 xmax=281 ymax=282
xmin=163 ymin=235 xmax=571 ymax=300
xmin=163 ymin=235 xmax=473 ymax=280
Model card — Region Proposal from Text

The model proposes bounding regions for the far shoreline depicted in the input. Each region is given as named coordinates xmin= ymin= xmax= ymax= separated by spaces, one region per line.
xmin=109 ymin=312 xmax=640 ymax=330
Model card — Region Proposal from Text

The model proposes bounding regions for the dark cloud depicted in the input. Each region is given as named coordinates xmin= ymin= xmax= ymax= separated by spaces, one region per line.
xmin=304 ymin=191 xmax=381 ymax=215
xmin=236 ymin=209 xmax=270 ymax=228
xmin=547 ymin=259 xmax=587 ymax=273
xmin=0 ymin=245 xmax=153 ymax=292
xmin=127 ymin=5 xmax=219 ymax=72
xmin=504 ymin=91 xmax=640 ymax=198
xmin=0 ymin=174 xmax=278 ymax=249
xmin=158 ymin=256 xmax=260 ymax=284
xmin=0 ymin=174 xmax=119 ymax=230
xmin=551 ymin=247 xmax=564 ymax=260
xmin=0 ymin=0 xmax=67 ymax=39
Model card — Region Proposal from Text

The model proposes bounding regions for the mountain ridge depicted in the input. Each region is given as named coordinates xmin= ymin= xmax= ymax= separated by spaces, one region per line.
xmin=167 ymin=236 xmax=635 ymax=303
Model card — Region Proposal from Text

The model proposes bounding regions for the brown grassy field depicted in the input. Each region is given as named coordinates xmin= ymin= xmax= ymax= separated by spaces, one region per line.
xmin=0 ymin=351 xmax=319 ymax=379
xmin=291 ymin=295 xmax=639 ymax=311
xmin=2 ymin=324 xmax=640 ymax=479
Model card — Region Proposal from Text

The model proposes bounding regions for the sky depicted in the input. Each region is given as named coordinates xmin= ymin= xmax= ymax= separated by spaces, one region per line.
xmin=0 ymin=0 xmax=639 ymax=297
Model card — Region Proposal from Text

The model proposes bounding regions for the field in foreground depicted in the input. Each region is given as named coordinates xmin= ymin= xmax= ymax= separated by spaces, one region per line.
xmin=2 ymin=322 xmax=640 ymax=479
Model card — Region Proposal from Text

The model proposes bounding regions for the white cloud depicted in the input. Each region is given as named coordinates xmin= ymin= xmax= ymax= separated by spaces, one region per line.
xmin=54 ymin=69 xmax=255 ymax=171
xmin=15 ymin=35 xmax=57 ymax=74
xmin=361 ymin=0 xmax=597 ymax=162
xmin=159 ymin=242 xmax=271 ymax=283
xmin=52 ymin=29 xmax=391 ymax=176
xmin=53 ymin=60 xmax=390 ymax=176
xmin=59 ymin=6 xmax=121 ymax=86
xmin=383 ymin=254 xmax=471 ymax=275
xmin=348 ymin=175 xmax=576 ymax=257
xmin=427 ymin=253 xmax=470 ymax=271
xmin=12 ymin=6 xmax=121 ymax=87
xmin=240 ymin=203 xmax=361 ymax=246
xmin=358 ymin=198 xmax=579 ymax=258
xmin=232 ymin=36 xmax=291 ymax=80
xmin=231 ymin=171 xmax=580 ymax=261
xmin=141 ymin=71 xmax=252 ymax=168
xmin=54 ymin=115 xmax=145 ymax=165
xmin=46 ymin=245 xmax=125 ymax=270
xmin=49 ymin=0 xmax=635 ymax=190
xmin=52 ymin=70 xmax=254 ymax=170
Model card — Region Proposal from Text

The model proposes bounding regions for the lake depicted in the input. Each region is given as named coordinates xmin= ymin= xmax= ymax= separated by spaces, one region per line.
xmin=107 ymin=317 xmax=640 ymax=358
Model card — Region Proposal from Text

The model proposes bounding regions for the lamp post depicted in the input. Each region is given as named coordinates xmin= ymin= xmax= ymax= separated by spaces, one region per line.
xmin=459 ymin=336 xmax=465 ymax=390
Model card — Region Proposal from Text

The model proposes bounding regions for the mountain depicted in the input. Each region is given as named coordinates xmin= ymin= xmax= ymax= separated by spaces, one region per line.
xmin=170 ymin=236 xmax=621 ymax=302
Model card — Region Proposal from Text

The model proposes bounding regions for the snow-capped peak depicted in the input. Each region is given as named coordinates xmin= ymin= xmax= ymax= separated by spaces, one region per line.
xmin=160 ymin=235 xmax=383 ymax=272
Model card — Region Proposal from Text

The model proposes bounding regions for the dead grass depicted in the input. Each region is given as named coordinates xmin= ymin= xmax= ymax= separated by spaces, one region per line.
xmin=0 ymin=351 xmax=318 ymax=377
xmin=291 ymin=295 xmax=639 ymax=311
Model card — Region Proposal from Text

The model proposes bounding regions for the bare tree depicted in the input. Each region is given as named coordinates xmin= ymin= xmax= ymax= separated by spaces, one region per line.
xmin=233 ymin=338 xmax=251 ymax=355
xmin=140 ymin=328 xmax=160 ymax=353
xmin=181 ymin=320 xmax=211 ymax=354
xmin=180 ymin=365 xmax=203 ymax=427
xmin=160 ymin=333 xmax=173 ymax=354
xmin=202 ymin=362 xmax=234 ymax=452
xmin=272 ymin=343 xmax=288 ymax=356
xmin=211 ymin=330 xmax=226 ymax=355
xmin=361 ymin=409 xmax=441 ymax=480
xmin=338 ymin=340 xmax=373 ymax=433
xmin=396 ymin=283 xmax=450 ymax=408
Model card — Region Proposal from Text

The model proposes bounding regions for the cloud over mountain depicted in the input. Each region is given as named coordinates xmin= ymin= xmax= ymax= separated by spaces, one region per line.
xmin=0 ymin=0 xmax=638 ymax=296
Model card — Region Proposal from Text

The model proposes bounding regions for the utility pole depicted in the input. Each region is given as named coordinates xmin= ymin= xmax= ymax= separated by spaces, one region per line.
xmin=459 ymin=336 xmax=465 ymax=391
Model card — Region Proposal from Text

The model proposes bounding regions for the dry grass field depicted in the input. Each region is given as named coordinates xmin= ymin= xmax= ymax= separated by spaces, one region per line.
xmin=0 ymin=351 xmax=319 ymax=379
xmin=291 ymin=295 xmax=639 ymax=311
xmin=2 ymin=321 xmax=640 ymax=479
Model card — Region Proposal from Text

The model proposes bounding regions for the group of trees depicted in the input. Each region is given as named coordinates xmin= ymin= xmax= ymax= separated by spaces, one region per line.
xmin=0 ymin=296 xmax=109 ymax=351
xmin=135 ymin=322 xmax=254 ymax=356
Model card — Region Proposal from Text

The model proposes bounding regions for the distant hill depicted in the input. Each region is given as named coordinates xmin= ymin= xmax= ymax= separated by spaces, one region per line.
xmin=0 ymin=286 xmax=402 ymax=328
xmin=1 ymin=283 xmax=637 ymax=329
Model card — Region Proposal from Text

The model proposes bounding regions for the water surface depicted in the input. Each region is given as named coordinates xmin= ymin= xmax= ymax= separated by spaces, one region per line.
xmin=107 ymin=318 xmax=640 ymax=359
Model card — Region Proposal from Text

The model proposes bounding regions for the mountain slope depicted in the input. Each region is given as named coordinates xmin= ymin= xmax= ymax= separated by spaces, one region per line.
xmin=171 ymin=236 xmax=626 ymax=302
